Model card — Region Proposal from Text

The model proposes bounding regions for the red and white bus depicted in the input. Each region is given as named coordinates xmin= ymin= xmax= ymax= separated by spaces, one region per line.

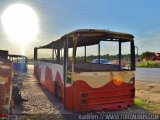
xmin=34 ymin=29 xmax=135 ymax=112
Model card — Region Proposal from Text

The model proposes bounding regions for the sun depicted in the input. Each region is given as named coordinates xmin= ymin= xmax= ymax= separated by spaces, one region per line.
xmin=1 ymin=3 xmax=39 ymax=54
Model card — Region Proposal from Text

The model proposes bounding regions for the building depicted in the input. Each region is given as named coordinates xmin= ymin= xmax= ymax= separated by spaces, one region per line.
xmin=144 ymin=53 xmax=160 ymax=61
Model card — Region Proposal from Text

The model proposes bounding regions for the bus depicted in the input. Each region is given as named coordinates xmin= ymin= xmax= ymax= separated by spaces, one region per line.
xmin=34 ymin=29 xmax=135 ymax=112
xmin=8 ymin=54 xmax=28 ymax=75
xmin=0 ymin=50 xmax=13 ymax=115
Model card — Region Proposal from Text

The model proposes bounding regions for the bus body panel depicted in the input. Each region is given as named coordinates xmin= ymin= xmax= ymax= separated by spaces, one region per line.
xmin=34 ymin=61 xmax=135 ymax=112
xmin=13 ymin=63 xmax=27 ymax=73
xmin=34 ymin=61 xmax=64 ymax=98
xmin=65 ymin=71 xmax=135 ymax=112
xmin=0 ymin=60 xmax=13 ymax=114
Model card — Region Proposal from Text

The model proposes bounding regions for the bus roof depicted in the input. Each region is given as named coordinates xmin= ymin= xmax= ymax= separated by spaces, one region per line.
xmin=8 ymin=54 xmax=27 ymax=58
xmin=36 ymin=29 xmax=134 ymax=49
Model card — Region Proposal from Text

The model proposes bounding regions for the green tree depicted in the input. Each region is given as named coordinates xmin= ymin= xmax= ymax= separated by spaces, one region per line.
xmin=141 ymin=51 xmax=155 ymax=60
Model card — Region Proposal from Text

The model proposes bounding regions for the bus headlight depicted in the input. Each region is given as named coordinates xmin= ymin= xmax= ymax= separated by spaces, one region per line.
xmin=113 ymin=76 xmax=123 ymax=86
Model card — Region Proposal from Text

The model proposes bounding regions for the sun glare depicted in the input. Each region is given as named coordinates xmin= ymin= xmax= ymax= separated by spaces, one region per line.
xmin=1 ymin=3 xmax=39 ymax=54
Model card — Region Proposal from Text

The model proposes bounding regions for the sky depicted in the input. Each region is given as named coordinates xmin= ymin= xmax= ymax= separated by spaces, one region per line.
xmin=0 ymin=0 xmax=160 ymax=58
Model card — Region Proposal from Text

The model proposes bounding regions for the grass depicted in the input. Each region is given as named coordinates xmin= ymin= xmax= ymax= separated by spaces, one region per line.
xmin=135 ymin=98 xmax=148 ymax=107
xmin=136 ymin=61 xmax=160 ymax=68
xmin=135 ymin=98 xmax=160 ymax=113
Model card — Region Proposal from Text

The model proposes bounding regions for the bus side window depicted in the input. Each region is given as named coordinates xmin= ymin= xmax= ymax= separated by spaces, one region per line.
xmin=121 ymin=42 xmax=131 ymax=69
xmin=38 ymin=49 xmax=52 ymax=62
xmin=66 ymin=48 xmax=73 ymax=84
xmin=76 ymin=46 xmax=85 ymax=62
xmin=68 ymin=48 xmax=73 ymax=72
xmin=60 ymin=48 xmax=64 ymax=64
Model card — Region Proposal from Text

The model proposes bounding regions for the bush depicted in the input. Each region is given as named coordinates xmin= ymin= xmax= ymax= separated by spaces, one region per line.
xmin=136 ymin=61 xmax=160 ymax=68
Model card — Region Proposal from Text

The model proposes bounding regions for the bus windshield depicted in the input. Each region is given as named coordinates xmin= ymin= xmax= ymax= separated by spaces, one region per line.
xmin=75 ymin=40 xmax=134 ymax=72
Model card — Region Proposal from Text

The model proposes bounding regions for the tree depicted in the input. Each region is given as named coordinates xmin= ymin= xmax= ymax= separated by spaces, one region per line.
xmin=141 ymin=51 xmax=155 ymax=60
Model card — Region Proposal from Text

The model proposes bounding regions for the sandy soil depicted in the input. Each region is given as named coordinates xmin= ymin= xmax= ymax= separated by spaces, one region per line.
xmin=136 ymin=81 xmax=160 ymax=104
xmin=135 ymin=80 xmax=160 ymax=114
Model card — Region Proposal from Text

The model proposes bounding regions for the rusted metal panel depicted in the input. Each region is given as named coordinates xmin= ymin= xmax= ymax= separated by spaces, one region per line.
xmin=0 ymin=59 xmax=13 ymax=114
xmin=37 ymin=29 xmax=134 ymax=49
xmin=0 ymin=50 xmax=8 ymax=60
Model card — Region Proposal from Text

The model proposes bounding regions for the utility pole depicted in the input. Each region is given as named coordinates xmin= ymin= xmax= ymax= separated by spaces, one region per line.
xmin=135 ymin=46 xmax=139 ymax=60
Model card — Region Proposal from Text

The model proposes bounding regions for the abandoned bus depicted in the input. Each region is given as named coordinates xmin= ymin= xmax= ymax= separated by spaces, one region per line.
xmin=34 ymin=29 xmax=135 ymax=112
xmin=8 ymin=54 xmax=28 ymax=74
xmin=0 ymin=50 xmax=13 ymax=114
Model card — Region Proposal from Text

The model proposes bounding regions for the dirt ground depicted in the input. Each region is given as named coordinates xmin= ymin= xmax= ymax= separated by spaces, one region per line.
xmin=135 ymin=80 xmax=160 ymax=114
xmin=11 ymin=65 xmax=160 ymax=119
xmin=136 ymin=81 xmax=160 ymax=104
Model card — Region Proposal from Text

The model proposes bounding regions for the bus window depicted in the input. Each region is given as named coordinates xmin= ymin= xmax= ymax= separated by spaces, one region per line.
xmin=76 ymin=46 xmax=85 ymax=62
xmin=74 ymin=40 xmax=133 ymax=72
xmin=52 ymin=49 xmax=56 ymax=61
xmin=68 ymin=48 xmax=73 ymax=70
xmin=86 ymin=44 xmax=98 ymax=63
xmin=121 ymin=42 xmax=131 ymax=69
xmin=60 ymin=48 xmax=64 ymax=63
xmin=76 ymin=45 xmax=98 ymax=63
xmin=75 ymin=41 xmax=122 ymax=72
xmin=100 ymin=41 xmax=119 ymax=65
xmin=38 ymin=49 xmax=52 ymax=62
xmin=68 ymin=48 xmax=73 ymax=60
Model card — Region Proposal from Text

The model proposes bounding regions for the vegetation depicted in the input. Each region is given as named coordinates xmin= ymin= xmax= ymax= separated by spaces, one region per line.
xmin=141 ymin=51 xmax=155 ymax=60
xmin=136 ymin=61 xmax=160 ymax=68
xmin=76 ymin=54 xmax=130 ymax=62
xmin=29 ymin=51 xmax=160 ymax=68
xmin=135 ymin=98 xmax=148 ymax=107
xmin=135 ymin=98 xmax=160 ymax=113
